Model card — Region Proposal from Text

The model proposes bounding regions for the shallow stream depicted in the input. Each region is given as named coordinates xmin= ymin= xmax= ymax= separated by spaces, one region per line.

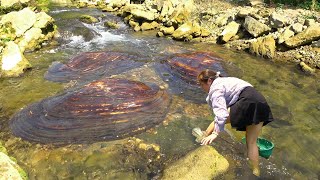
xmin=0 ymin=7 xmax=319 ymax=179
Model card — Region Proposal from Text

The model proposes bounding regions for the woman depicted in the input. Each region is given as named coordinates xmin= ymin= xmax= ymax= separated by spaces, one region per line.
xmin=197 ymin=69 xmax=274 ymax=177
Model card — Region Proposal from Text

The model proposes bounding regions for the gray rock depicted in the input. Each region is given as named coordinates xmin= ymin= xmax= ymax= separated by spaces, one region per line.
xmin=285 ymin=25 xmax=320 ymax=48
xmin=162 ymin=146 xmax=229 ymax=180
xmin=0 ymin=7 xmax=36 ymax=37
xmin=305 ymin=19 xmax=316 ymax=27
xmin=278 ymin=28 xmax=295 ymax=44
xmin=219 ymin=21 xmax=240 ymax=43
xmin=311 ymin=39 xmax=320 ymax=47
xmin=0 ymin=152 xmax=27 ymax=180
xmin=290 ymin=23 xmax=303 ymax=34
xmin=269 ymin=12 xmax=287 ymax=28
xmin=0 ymin=0 xmax=30 ymax=8
xmin=243 ymin=16 xmax=271 ymax=37
xmin=0 ymin=41 xmax=31 ymax=77
xmin=215 ymin=13 xmax=235 ymax=27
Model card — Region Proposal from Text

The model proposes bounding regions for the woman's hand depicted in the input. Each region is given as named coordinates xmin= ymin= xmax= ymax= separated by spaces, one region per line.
xmin=201 ymin=133 xmax=218 ymax=145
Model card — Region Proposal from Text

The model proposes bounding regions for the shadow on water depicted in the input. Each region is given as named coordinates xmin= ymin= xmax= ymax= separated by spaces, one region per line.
xmin=0 ymin=7 xmax=319 ymax=180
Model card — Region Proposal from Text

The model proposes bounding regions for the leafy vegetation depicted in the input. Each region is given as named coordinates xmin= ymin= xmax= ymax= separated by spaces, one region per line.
xmin=265 ymin=0 xmax=320 ymax=10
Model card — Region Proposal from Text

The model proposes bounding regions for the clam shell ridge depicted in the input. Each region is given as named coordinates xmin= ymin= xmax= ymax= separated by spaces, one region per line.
xmin=45 ymin=51 xmax=144 ymax=83
xmin=166 ymin=51 xmax=226 ymax=85
xmin=9 ymin=78 xmax=170 ymax=145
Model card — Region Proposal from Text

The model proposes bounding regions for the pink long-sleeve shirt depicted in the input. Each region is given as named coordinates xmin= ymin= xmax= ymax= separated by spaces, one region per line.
xmin=206 ymin=77 xmax=252 ymax=133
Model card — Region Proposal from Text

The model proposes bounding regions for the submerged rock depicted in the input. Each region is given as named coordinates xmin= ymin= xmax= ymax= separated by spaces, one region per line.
xmin=9 ymin=78 xmax=170 ymax=145
xmin=162 ymin=146 xmax=229 ymax=180
xmin=45 ymin=51 xmax=144 ymax=83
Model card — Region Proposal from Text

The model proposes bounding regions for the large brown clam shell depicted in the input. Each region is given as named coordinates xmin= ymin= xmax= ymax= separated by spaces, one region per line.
xmin=45 ymin=51 xmax=144 ymax=82
xmin=9 ymin=78 xmax=170 ymax=145
xmin=166 ymin=51 xmax=225 ymax=85
xmin=156 ymin=51 xmax=226 ymax=102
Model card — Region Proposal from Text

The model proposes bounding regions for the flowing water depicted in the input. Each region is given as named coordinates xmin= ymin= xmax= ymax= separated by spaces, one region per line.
xmin=0 ymin=7 xmax=319 ymax=179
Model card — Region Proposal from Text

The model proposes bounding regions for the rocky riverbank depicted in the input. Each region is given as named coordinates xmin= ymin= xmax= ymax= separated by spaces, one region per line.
xmin=74 ymin=0 xmax=320 ymax=74
xmin=0 ymin=0 xmax=319 ymax=77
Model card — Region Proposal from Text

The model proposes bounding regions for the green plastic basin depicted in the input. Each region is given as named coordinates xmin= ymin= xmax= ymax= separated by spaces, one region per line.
xmin=241 ymin=137 xmax=274 ymax=159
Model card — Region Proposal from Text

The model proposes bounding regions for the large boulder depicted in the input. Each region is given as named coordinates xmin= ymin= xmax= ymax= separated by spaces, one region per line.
xmin=215 ymin=13 xmax=235 ymax=27
xmin=269 ymin=12 xmax=287 ymax=28
xmin=219 ymin=21 xmax=240 ymax=43
xmin=140 ymin=21 xmax=159 ymax=31
xmin=0 ymin=8 xmax=36 ymax=37
xmin=0 ymin=152 xmax=27 ymax=180
xmin=162 ymin=146 xmax=229 ymax=180
xmin=284 ymin=25 xmax=320 ymax=48
xmin=18 ymin=27 xmax=43 ymax=52
xmin=278 ymin=28 xmax=295 ymax=44
xmin=0 ymin=143 xmax=28 ymax=180
xmin=34 ymin=12 xmax=55 ymax=29
xmin=172 ymin=21 xmax=201 ymax=40
xmin=123 ymin=4 xmax=159 ymax=21
xmin=0 ymin=41 xmax=31 ymax=77
xmin=106 ymin=0 xmax=129 ymax=8
xmin=0 ymin=0 xmax=31 ymax=9
xmin=243 ymin=16 xmax=271 ymax=38
xmin=159 ymin=26 xmax=175 ymax=35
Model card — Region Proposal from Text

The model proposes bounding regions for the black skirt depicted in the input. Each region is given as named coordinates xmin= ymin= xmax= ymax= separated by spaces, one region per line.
xmin=230 ymin=86 xmax=274 ymax=131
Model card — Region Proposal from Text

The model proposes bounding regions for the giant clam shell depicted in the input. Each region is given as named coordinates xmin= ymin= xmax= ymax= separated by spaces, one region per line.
xmin=45 ymin=51 xmax=144 ymax=83
xmin=156 ymin=51 xmax=226 ymax=102
xmin=9 ymin=78 xmax=170 ymax=145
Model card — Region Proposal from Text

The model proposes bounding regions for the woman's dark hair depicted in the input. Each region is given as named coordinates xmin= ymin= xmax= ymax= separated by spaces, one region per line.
xmin=197 ymin=69 xmax=222 ymax=83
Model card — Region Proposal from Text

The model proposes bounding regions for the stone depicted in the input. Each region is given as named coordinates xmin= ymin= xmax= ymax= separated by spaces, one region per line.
xmin=311 ymin=39 xmax=320 ymax=47
xmin=290 ymin=23 xmax=303 ymax=34
xmin=278 ymin=28 xmax=295 ymax=44
xmin=215 ymin=13 xmax=234 ymax=27
xmin=285 ymin=25 xmax=320 ymax=48
xmin=249 ymin=0 xmax=264 ymax=7
xmin=201 ymin=28 xmax=211 ymax=37
xmin=140 ymin=21 xmax=159 ymax=31
xmin=79 ymin=15 xmax=98 ymax=24
xmin=131 ymin=9 xmax=158 ymax=21
xmin=219 ymin=21 xmax=240 ymax=43
xmin=160 ymin=26 xmax=175 ymax=35
xmin=106 ymin=0 xmax=129 ymax=8
xmin=162 ymin=146 xmax=229 ymax=180
xmin=0 ymin=7 xmax=36 ymax=37
xmin=304 ymin=19 xmax=316 ymax=27
xmin=269 ymin=12 xmax=287 ymax=28
xmin=18 ymin=27 xmax=43 ymax=52
xmin=0 ymin=41 xmax=31 ymax=77
xmin=243 ymin=16 xmax=271 ymax=37
xmin=172 ymin=22 xmax=198 ymax=40
xmin=104 ymin=21 xmax=120 ymax=29
xmin=0 ymin=152 xmax=27 ymax=180
xmin=0 ymin=0 xmax=30 ymax=8
xmin=237 ymin=8 xmax=252 ymax=18
xmin=34 ymin=12 xmax=54 ymax=29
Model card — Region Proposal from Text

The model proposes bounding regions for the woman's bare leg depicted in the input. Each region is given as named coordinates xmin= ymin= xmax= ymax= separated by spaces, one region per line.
xmin=246 ymin=122 xmax=264 ymax=176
